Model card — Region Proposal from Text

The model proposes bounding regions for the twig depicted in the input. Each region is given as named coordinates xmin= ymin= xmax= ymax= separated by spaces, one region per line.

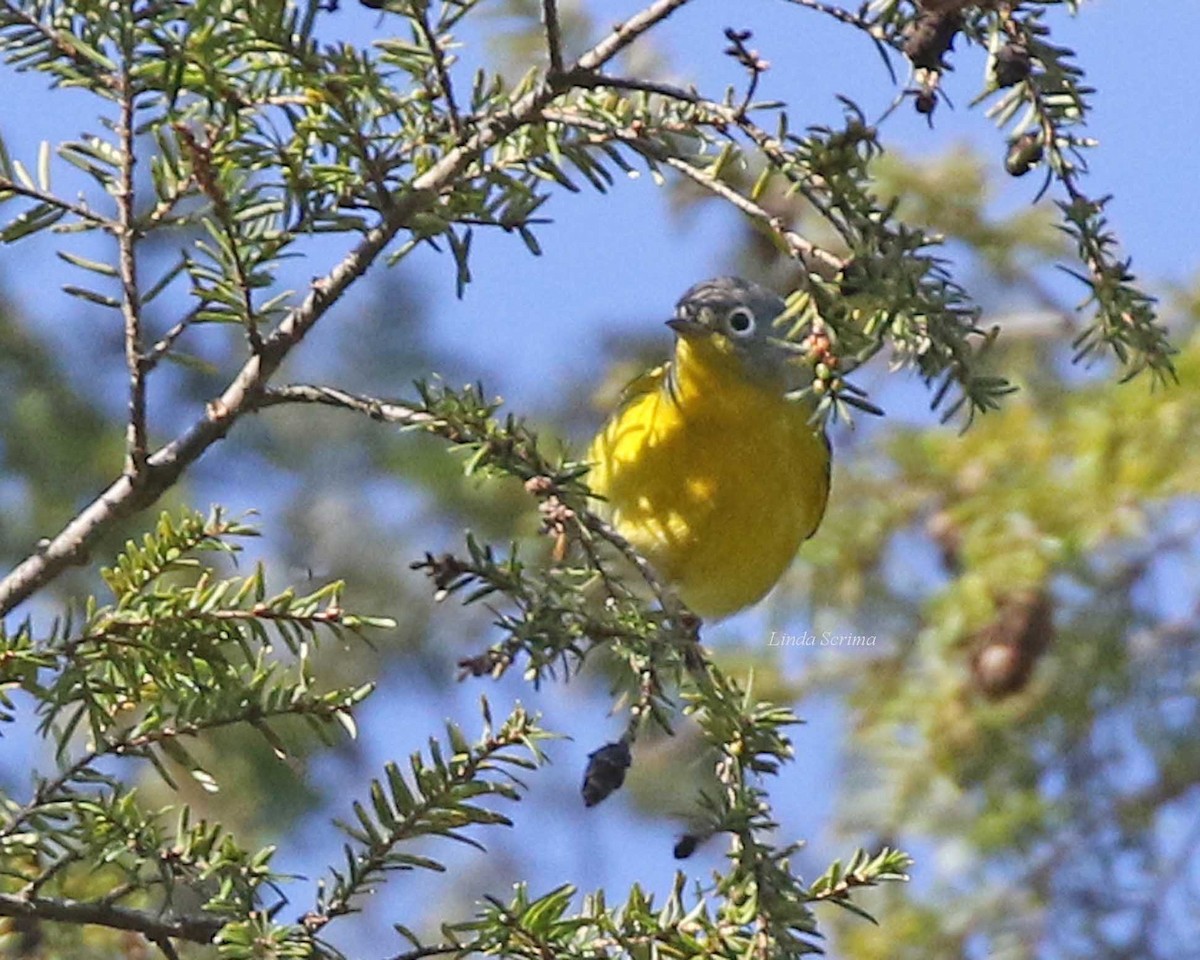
xmin=542 ymin=0 xmax=564 ymax=74
xmin=223 ymin=222 xmax=264 ymax=353
xmin=564 ymin=72 xmax=698 ymax=102
xmin=170 ymin=125 xmax=263 ymax=352
xmin=70 ymin=604 xmax=350 ymax=654
xmin=0 ymin=752 xmax=101 ymax=844
xmin=253 ymin=382 xmax=445 ymax=428
xmin=116 ymin=57 xmax=148 ymax=477
xmin=778 ymin=0 xmax=901 ymax=50
xmin=578 ymin=511 xmax=680 ymax=618
xmin=385 ymin=945 xmax=462 ymax=960
xmin=142 ymin=303 xmax=204 ymax=372
xmin=572 ymin=0 xmax=691 ymax=75
xmin=574 ymin=517 xmax=636 ymax=603
xmin=251 ymin=384 xmax=686 ymax=615
xmin=0 ymin=175 xmax=113 ymax=228
xmin=0 ymin=0 xmax=700 ymax=618
xmin=303 ymin=731 xmax=530 ymax=936
xmin=260 ymin=384 xmax=709 ymax=684
xmin=722 ymin=28 xmax=767 ymax=117
xmin=994 ymin=12 xmax=1170 ymax=377
xmin=1000 ymin=17 xmax=1100 ymax=259
xmin=23 ymin=853 xmax=76 ymax=899
xmin=541 ymin=108 xmax=847 ymax=276
xmin=152 ymin=935 xmax=183 ymax=960
xmin=256 ymin=386 xmax=708 ymax=685
xmin=413 ymin=1 xmax=462 ymax=137
xmin=564 ymin=71 xmax=858 ymax=250
xmin=0 ymin=892 xmax=222 ymax=945
xmin=665 ymin=153 xmax=839 ymax=274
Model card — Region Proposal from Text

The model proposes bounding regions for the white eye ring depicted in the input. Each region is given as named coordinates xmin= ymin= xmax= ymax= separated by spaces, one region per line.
xmin=726 ymin=306 xmax=756 ymax=337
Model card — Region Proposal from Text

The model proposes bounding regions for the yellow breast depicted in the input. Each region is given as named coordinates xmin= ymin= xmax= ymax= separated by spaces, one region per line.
xmin=587 ymin=337 xmax=831 ymax=619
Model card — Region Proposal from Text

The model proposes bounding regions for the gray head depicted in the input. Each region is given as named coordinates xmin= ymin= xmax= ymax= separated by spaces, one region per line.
xmin=667 ymin=276 xmax=795 ymax=386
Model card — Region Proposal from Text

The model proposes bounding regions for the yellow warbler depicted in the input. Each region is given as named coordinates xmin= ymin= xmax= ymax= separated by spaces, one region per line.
xmin=587 ymin=277 xmax=831 ymax=619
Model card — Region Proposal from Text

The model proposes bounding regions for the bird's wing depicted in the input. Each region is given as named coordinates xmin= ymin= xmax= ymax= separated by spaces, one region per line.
xmin=805 ymin=429 xmax=833 ymax=541
xmin=587 ymin=361 xmax=669 ymax=472
xmin=614 ymin=361 xmax=670 ymax=408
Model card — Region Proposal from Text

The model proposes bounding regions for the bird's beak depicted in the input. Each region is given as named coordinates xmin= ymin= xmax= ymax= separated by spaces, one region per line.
xmin=666 ymin=317 xmax=707 ymax=338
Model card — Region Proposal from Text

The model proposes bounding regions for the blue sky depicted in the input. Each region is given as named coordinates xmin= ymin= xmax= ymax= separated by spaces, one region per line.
xmin=2 ymin=0 xmax=1199 ymax=955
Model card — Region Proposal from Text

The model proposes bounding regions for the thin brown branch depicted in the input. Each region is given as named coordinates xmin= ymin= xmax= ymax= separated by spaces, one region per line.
xmin=304 ymin=728 xmax=532 ymax=937
xmin=152 ymin=935 xmax=183 ymax=960
xmin=565 ymin=71 xmax=858 ymax=250
xmin=0 ymin=0 xmax=698 ymax=618
xmin=385 ymin=944 xmax=462 ymax=960
xmin=108 ymin=700 xmax=353 ymax=756
xmin=579 ymin=511 xmax=680 ymax=618
xmin=722 ymin=27 xmax=766 ymax=116
xmin=414 ymin=1 xmax=462 ymax=137
xmin=542 ymin=0 xmax=565 ymax=74
xmin=666 ymin=153 xmax=841 ymax=274
xmin=182 ymin=116 xmax=263 ymax=355
xmin=541 ymin=108 xmax=847 ymax=277
xmin=117 ymin=61 xmax=148 ymax=477
xmin=573 ymin=0 xmax=690 ymax=74
xmin=142 ymin=304 xmax=204 ymax=372
xmin=223 ymin=221 xmax=264 ymax=353
xmin=23 ymin=851 xmax=76 ymax=898
xmin=998 ymin=15 xmax=1104 ymax=279
xmin=69 ymin=604 xmax=349 ymax=654
xmin=0 ymin=892 xmax=222 ymax=945
xmin=251 ymin=384 xmax=688 ymax=618
xmin=566 ymin=72 xmax=697 ymax=102
xmin=778 ymin=0 xmax=901 ymax=50
xmin=252 ymin=382 xmax=444 ymax=426
xmin=0 ymin=175 xmax=113 ymax=228
xmin=0 ymin=752 xmax=100 ymax=845
xmin=259 ymin=384 xmax=709 ymax=684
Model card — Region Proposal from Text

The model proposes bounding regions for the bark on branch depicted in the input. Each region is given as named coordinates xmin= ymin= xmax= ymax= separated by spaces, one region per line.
xmin=0 ymin=892 xmax=223 ymax=946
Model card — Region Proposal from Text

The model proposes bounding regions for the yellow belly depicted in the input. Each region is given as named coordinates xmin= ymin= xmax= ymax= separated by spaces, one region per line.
xmin=588 ymin=364 xmax=830 ymax=619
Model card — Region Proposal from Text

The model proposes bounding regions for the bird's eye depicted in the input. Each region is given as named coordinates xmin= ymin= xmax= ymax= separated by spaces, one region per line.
xmin=725 ymin=306 xmax=756 ymax=337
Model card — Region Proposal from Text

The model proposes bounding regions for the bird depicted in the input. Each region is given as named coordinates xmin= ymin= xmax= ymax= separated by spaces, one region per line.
xmin=587 ymin=276 xmax=831 ymax=620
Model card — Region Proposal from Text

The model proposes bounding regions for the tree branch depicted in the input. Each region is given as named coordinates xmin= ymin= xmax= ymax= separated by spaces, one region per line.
xmin=572 ymin=0 xmax=690 ymax=74
xmin=0 ymin=0 xmax=698 ymax=617
xmin=385 ymin=944 xmax=462 ymax=960
xmin=0 ymin=175 xmax=113 ymax=228
xmin=143 ymin=303 xmax=204 ymax=373
xmin=564 ymin=70 xmax=858 ymax=252
xmin=541 ymin=108 xmax=847 ymax=277
xmin=117 ymin=56 xmax=147 ymax=477
xmin=778 ymin=0 xmax=901 ymax=50
xmin=413 ymin=1 xmax=462 ymax=137
xmin=0 ymin=892 xmax=222 ymax=946
xmin=542 ymin=0 xmax=564 ymax=74
xmin=151 ymin=935 xmax=183 ymax=960
xmin=0 ymin=752 xmax=100 ymax=846
xmin=250 ymin=384 xmax=686 ymax=617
